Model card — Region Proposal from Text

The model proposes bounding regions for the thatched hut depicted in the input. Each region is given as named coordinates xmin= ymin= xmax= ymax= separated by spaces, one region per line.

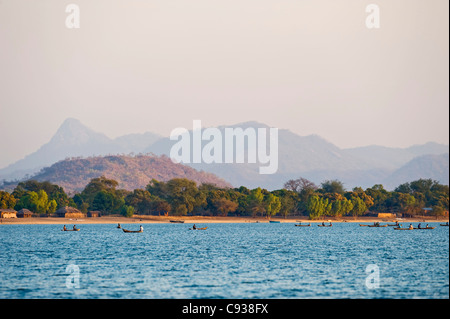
xmin=0 ymin=209 xmax=17 ymax=218
xmin=87 ymin=211 xmax=101 ymax=217
xmin=17 ymin=209 xmax=34 ymax=218
xmin=55 ymin=206 xmax=85 ymax=218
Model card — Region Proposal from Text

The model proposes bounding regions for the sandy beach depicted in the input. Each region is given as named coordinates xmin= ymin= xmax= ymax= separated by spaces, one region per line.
xmin=1 ymin=215 xmax=447 ymax=225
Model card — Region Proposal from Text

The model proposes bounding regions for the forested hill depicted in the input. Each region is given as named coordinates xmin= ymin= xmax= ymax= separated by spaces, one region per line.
xmin=16 ymin=155 xmax=232 ymax=194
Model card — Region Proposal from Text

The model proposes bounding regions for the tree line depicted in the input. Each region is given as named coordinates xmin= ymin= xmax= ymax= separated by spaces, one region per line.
xmin=0 ymin=177 xmax=448 ymax=219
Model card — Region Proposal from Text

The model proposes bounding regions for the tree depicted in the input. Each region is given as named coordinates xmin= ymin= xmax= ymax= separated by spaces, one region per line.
xmin=273 ymin=189 xmax=298 ymax=218
xmin=0 ymin=191 xmax=16 ymax=209
xmin=284 ymin=177 xmax=318 ymax=193
xmin=212 ymin=198 xmax=238 ymax=216
xmin=341 ymin=199 xmax=354 ymax=217
xmin=320 ymin=180 xmax=345 ymax=195
xmin=245 ymin=188 xmax=266 ymax=217
xmin=349 ymin=197 xmax=367 ymax=219
xmin=120 ymin=205 xmax=135 ymax=217
xmin=15 ymin=190 xmax=56 ymax=215
xmin=79 ymin=176 xmax=125 ymax=214
xmin=80 ymin=176 xmax=120 ymax=206
xmin=125 ymin=189 xmax=154 ymax=215
xmin=306 ymin=195 xmax=331 ymax=220
xmin=91 ymin=190 xmax=125 ymax=214
xmin=387 ymin=192 xmax=417 ymax=217
xmin=263 ymin=193 xmax=281 ymax=219
xmin=13 ymin=180 xmax=73 ymax=209
xmin=365 ymin=184 xmax=390 ymax=212
xmin=147 ymin=178 xmax=205 ymax=216
xmin=72 ymin=194 xmax=90 ymax=213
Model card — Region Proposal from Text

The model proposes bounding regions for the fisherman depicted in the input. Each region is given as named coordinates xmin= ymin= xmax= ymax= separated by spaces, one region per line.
xmin=418 ymin=223 xmax=422 ymax=229
xmin=409 ymin=224 xmax=413 ymax=230
xmin=63 ymin=225 xmax=67 ymax=231
xmin=73 ymin=225 xmax=77 ymax=230
xmin=140 ymin=225 xmax=143 ymax=232
xmin=193 ymin=224 xmax=197 ymax=230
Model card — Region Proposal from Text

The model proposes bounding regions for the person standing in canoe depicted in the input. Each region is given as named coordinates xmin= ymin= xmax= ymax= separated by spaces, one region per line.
xmin=63 ymin=225 xmax=67 ymax=231
xmin=73 ymin=225 xmax=77 ymax=230
xmin=193 ymin=224 xmax=197 ymax=230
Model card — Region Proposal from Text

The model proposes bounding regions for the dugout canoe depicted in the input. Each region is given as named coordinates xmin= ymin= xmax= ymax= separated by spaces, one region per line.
xmin=122 ymin=228 xmax=143 ymax=233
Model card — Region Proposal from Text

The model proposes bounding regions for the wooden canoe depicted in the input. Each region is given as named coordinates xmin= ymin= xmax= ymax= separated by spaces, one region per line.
xmin=440 ymin=224 xmax=449 ymax=227
xmin=394 ymin=227 xmax=413 ymax=230
xmin=63 ymin=228 xmax=80 ymax=231
xmin=122 ymin=228 xmax=143 ymax=233
xmin=414 ymin=227 xmax=435 ymax=230
xmin=317 ymin=224 xmax=332 ymax=227
xmin=170 ymin=220 xmax=185 ymax=223
xmin=368 ymin=225 xmax=388 ymax=227
xmin=189 ymin=227 xmax=208 ymax=230
xmin=295 ymin=224 xmax=311 ymax=227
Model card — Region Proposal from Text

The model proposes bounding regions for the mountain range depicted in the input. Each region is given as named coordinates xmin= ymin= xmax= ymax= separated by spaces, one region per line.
xmin=0 ymin=118 xmax=448 ymax=191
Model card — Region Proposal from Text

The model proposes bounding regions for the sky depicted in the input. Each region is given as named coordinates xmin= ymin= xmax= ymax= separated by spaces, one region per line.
xmin=0 ymin=0 xmax=448 ymax=169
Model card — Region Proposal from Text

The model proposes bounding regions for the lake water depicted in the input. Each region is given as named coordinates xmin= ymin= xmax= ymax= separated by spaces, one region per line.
xmin=0 ymin=222 xmax=448 ymax=299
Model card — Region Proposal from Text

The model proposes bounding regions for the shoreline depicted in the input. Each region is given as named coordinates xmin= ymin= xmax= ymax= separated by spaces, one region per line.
xmin=1 ymin=215 xmax=448 ymax=225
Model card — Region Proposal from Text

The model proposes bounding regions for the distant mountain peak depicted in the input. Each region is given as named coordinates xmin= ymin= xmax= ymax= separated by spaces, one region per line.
xmin=50 ymin=118 xmax=110 ymax=145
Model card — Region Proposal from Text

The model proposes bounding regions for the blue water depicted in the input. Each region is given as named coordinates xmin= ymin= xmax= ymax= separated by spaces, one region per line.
xmin=0 ymin=223 xmax=448 ymax=299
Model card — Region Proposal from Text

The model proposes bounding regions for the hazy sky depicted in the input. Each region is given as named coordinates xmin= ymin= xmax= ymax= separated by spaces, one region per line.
xmin=0 ymin=0 xmax=448 ymax=168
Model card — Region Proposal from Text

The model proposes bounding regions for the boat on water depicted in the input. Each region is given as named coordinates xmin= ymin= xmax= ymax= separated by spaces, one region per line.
xmin=414 ymin=227 xmax=436 ymax=230
xmin=359 ymin=224 xmax=370 ymax=227
xmin=189 ymin=227 xmax=208 ymax=230
xmin=317 ymin=224 xmax=332 ymax=227
xmin=440 ymin=223 xmax=449 ymax=227
xmin=122 ymin=228 xmax=143 ymax=233
xmin=394 ymin=227 xmax=413 ymax=230
xmin=295 ymin=223 xmax=311 ymax=227
xmin=62 ymin=228 xmax=80 ymax=231
xmin=368 ymin=224 xmax=388 ymax=228
xmin=170 ymin=220 xmax=185 ymax=223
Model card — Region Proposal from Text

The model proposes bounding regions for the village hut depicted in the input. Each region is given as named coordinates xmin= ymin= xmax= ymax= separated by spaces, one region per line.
xmin=17 ymin=209 xmax=34 ymax=218
xmin=55 ymin=206 xmax=85 ymax=218
xmin=0 ymin=209 xmax=17 ymax=218
xmin=87 ymin=211 xmax=101 ymax=218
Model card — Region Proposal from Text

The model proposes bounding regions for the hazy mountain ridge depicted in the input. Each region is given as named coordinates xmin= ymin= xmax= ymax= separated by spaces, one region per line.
xmin=145 ymin=124 xmax=449 ymax=189
xmin=2 ymin=155 xmax=231 ymax=194
xmin=0 ymin=118 xmax=448 ymax=191
xmin=0 ymin=118 xmax=162 ymax=180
